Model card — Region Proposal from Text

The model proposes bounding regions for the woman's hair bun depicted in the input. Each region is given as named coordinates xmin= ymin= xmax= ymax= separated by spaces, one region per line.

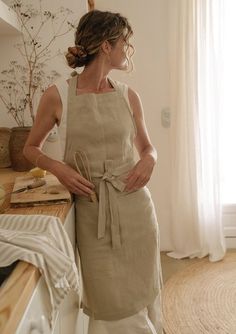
xmin=66 ymin=45 xmax=88 ymax=68
xmin=65 ymin=10 xmax=134 ymax=70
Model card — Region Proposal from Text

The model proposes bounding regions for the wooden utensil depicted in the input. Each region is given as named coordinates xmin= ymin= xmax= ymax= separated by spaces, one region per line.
xmin=3 ymin=179 xmax=46 ymax=198
xmin=10 ymin=174 xmax=71 ymax=207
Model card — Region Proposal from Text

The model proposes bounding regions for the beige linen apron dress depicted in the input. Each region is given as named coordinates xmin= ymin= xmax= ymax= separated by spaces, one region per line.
xmin=62 ymin=74 xmax=163 ymax=329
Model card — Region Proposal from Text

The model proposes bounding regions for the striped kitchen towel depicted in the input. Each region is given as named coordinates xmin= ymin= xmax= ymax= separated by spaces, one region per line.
xmin=0 ymin=214 xmax=81 ymax=329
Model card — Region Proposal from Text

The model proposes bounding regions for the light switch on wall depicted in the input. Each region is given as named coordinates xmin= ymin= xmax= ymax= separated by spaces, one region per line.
xmin=161 ymin=108 xmax=171 ymax=128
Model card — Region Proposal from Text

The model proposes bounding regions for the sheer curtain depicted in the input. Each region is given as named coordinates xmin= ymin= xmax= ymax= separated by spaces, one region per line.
xmin=220 ymin=1 xmax=236 ymax=204
xmin=168 ymin=0 xmax=226 ymax=262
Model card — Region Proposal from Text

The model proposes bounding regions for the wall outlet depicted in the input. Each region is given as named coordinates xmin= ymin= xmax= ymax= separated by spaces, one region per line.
xmin=161 ymin=108 xmax=171 ymax=128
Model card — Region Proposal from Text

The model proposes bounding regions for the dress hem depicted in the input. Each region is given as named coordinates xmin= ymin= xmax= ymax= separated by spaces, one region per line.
xmin=81 ymin=287 xmax=160 ymax=321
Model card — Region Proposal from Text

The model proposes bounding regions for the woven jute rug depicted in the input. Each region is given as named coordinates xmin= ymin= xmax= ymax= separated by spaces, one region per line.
xmin=162 ymin=252 xmax=236 ymax=334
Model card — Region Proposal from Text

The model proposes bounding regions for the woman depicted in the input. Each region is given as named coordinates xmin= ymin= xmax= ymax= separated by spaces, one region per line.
xmin=24 ymin=9 xmax=164 ymax=334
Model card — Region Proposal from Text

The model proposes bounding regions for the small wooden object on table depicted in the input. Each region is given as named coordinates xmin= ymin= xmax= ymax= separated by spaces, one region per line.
xmin=10 ymin=174 xmax=71 ymax=207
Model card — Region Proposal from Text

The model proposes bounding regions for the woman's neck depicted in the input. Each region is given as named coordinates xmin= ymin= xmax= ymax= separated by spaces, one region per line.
xmin=77 ymin=60 xmax=113 ymax=93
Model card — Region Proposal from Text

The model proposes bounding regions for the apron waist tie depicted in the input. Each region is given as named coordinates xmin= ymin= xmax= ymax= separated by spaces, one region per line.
xmin=92 ymin=159 xmax=136 ymax=249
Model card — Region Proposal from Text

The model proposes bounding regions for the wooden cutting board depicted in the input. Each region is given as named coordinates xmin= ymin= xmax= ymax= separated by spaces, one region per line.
xmin=10 ymin=174 xmax=71 ymax=207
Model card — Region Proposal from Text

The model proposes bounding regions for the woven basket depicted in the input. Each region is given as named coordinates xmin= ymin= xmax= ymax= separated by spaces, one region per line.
xmin=9 ymin=126 xmax=34 ymax=171
xmin=0 ymin=127 xmax=11 ymax=168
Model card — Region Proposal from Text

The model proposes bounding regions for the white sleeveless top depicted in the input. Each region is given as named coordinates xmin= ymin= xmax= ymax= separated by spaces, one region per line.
xmin=54 ymin=75 xmax=133 ymax=160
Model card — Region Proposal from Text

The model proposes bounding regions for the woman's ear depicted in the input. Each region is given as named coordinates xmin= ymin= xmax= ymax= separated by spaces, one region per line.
xmin=100 ymin=40 xmax=112 ymax=55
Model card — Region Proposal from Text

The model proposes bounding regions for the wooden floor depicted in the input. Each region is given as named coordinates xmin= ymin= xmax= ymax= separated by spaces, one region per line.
xmin=160 ymin=249 xmax=236 ymax=283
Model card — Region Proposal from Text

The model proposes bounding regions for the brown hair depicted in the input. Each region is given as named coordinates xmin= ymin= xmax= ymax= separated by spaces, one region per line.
xmin=65 ymin=10 xmax=134 ymax=70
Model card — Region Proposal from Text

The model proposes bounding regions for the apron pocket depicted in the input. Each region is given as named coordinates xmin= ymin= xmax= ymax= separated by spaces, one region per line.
xmin=75 ymin=199 xmax=99 ymax=246
xmin=118 ymin=186 xmax=144 ymax=198
xmin=117 ymin=186 xmax=158 ymax=243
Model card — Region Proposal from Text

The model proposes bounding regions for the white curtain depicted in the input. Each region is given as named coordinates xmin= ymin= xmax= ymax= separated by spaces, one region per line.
xmin=168 ymin=0 xmax=226 ymax=262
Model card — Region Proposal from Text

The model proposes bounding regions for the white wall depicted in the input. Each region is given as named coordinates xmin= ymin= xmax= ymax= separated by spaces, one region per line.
xmin=95 ymin=0 xmax=171 ymax=250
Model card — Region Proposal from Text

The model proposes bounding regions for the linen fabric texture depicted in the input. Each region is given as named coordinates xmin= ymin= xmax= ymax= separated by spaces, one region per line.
xmin=55 ymin=74 xmax=163 ymax=323
xmin=0 ymin=214 xmax=80 ymax=329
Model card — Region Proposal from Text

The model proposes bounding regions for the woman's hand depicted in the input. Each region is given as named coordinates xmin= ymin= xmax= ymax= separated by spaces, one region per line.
xmin=52 ymin=161 xmax=95 ymax=197
xmin=124 ymin=155 xmax=155 ymax=192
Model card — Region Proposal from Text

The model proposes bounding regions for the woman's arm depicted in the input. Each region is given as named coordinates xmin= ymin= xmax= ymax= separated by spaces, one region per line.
xmin=23 ymin=85 xmax=95 ymax=197
xmin=23 ymin=85 xmax=61 ymax=170
xmin=123 ymin=87 xmax=157 ymax=192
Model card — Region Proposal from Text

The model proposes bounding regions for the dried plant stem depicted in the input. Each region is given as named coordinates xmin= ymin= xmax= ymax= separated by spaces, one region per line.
xmin=0 ymin=0 xmax=75 ymax=126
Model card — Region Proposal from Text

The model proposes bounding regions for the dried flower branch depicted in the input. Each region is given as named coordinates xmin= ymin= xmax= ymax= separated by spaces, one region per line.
xmin=0 ymin=0 xmax=76 ymax=126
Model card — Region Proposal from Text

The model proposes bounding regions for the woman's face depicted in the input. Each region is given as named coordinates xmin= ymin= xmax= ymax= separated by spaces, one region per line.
xmin=109 ymin=36 xmax=132 ymax=70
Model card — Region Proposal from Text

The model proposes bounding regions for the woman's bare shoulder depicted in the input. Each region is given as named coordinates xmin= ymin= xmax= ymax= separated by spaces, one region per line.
xmin=36 ymin=85 xmax=62 ymax=124
xmin=127 ymin=86 xmax=143 ymax=118
xmin=42 ymin=85 xmax=61 ymax=105
xmin=127 ymin=86 xmax=140 ymax=100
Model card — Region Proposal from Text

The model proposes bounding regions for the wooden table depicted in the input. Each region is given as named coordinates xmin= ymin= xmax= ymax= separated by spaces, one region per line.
xmin=0 ymin=168 xmax=72 ymax=334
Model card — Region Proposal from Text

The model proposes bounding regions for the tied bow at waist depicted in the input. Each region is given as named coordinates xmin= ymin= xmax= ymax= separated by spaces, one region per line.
xmin=92 ymin=159 xmax=136 ymax=250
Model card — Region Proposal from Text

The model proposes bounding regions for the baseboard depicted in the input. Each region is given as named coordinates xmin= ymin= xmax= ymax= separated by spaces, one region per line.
xmin=225 ymin=236 xmax=236 ymax=248
xmin=223 ymin=210 xmax=236 ymax=248
xmin=224 ymin=227 xmax=236 ymax=248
